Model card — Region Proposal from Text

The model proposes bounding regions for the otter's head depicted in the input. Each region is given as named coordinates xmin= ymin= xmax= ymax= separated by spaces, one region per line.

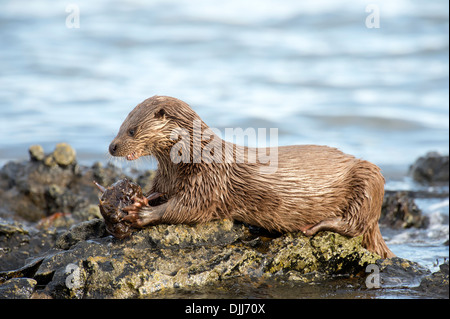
xmin=109 ymin=95 xmax=202 ymax=161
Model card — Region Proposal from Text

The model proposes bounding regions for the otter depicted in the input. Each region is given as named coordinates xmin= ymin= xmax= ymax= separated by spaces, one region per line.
xmin=109 ymin=95 xmax=394 ymax=258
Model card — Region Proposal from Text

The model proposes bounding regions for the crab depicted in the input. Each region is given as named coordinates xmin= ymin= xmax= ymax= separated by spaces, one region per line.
xmin=94 ymin=179 xmax=162 ymax=239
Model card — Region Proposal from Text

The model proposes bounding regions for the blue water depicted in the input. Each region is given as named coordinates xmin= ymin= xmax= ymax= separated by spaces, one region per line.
xmin=0 ymin=0 xmax=448 ymax=275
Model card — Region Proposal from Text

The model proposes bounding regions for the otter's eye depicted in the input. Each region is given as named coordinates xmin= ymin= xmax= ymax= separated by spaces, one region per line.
xmin=155 ymin=108 xmax=166 ymax=119
xmin=128 ymin=128 xmax=136 ymax=137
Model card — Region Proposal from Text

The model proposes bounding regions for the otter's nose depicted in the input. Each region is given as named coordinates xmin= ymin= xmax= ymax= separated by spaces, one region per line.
xmin=109 ymin=143 xmax=118 ymax=156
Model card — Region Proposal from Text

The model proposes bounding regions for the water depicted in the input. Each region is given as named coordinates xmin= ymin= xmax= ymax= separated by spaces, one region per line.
xmin=0 ymin=0 xmax=448 ymax=284
xmin=384 ymin=189 xmax=449 ymax=273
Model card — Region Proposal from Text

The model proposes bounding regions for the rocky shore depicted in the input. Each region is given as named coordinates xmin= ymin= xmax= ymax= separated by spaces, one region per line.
xmin=0 ymin=144 xmax=448 ymax=298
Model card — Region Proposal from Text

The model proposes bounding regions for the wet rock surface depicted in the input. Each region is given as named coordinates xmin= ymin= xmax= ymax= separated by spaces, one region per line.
xmin=0 ymin=219 xmax=406 ymax=299
xmin=2 ymin=218 xmax=445 ymax=299
xmin=0 ymin=145 xmax=448 ymax=299
xmin=409 ymin=152 xmax=449 ymax=184
xmin=0 ymin=278 xmax=37 ymax=299
xmin=381 ymin=191 xmax=429 ymax=229
xmin=417 ymin=261 xmax=449 ymax=297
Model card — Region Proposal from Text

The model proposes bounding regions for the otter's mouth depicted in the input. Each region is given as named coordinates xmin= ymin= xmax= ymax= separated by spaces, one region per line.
xmin=126 ymin=150 xmax=142 ymax=161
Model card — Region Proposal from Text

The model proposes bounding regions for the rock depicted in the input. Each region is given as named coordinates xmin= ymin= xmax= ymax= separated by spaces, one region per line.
xmin=417 ymin=261 xmax=449 ymax=298
xmin=0 ymin=278 xmax=37 ymax=299
xmin=0 ymin=218 xmax=57 ymax=271
xmin=136 ymin=170 xmax=156 ymax=194
xmin=0 ymin=161 xmax=76 ymax=221
xmin=0 ymin=257 xmax=44 ymax=285
xmin=381 ymin=191 xmax=429 ymax=229
xmin=409 ymin=152 xmax=449 ymax=184
xmin=2 ymin=217 xmax=437 ymax=299
xmin=92 ymin=162 xmax=129 ymax=188
xmin=55 ymin=219 xmax=107 ymax=250
xmin=28 ymin=145 xmax=44 ymax=162
xmin=0 ymin=145 xmax=127 ymax=223
xmin=375 ymin=257 xmax=430 ymax=288
xmin=53 ymin=143 xmax=77 ymax=167
xmin=72 ymin=204 xmax=102 ymax=221
xmin=43 ymin=154 xmax=57 ymax=167
xmin=8 ymin=219 xmax=383 ymax=299
xmin=266 ymin=231 xmax=378 ymax=276
xmin=1 ymin=207 xmax=445 ymax=299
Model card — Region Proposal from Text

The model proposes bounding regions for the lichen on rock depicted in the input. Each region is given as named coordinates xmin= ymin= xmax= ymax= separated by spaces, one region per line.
xmin=6 ymin=218 xmax=382 ymax=298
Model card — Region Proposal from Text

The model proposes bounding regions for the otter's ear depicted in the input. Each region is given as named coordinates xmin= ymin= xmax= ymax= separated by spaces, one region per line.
xmin=154 ymin=108 xmax=166 ymax=119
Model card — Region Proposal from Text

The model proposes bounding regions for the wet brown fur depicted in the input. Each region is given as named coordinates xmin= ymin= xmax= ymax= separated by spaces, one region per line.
xmin=109 ymin=95 xmax=395 ymax=258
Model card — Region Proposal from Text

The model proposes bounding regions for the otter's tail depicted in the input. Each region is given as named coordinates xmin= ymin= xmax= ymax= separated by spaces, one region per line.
xmin=362 ymin=222 xmax=395 ymax=258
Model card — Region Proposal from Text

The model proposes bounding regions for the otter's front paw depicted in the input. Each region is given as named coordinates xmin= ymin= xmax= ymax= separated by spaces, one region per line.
xmin=123 ymin=195 xmax=149 ymax=214
xmin=122 ymin=208 xmax=163 ymax=228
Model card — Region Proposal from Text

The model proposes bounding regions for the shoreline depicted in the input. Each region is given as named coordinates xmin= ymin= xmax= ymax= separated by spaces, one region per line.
xmin=0 ymin=143 xmax=448 ymax=299
xmin=0 ymin=151 xmax=429 ymax=182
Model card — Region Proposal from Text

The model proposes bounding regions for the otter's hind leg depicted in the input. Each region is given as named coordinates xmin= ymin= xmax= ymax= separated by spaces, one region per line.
xmin=301 ymin=217 xmax=360 ymax=237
